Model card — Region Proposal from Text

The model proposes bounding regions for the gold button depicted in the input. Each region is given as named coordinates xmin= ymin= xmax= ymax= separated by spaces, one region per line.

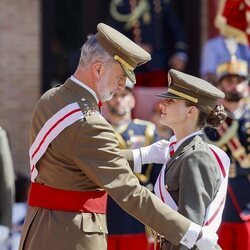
xmin=99 ymin=226 xmax=103 ymax=232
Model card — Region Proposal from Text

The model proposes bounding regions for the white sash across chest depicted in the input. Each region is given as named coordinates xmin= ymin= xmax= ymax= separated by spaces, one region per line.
xmin=29 ymin=102 xmax=85 ymax=182
xmin=154 ymin=142 xmax=230 ymax=232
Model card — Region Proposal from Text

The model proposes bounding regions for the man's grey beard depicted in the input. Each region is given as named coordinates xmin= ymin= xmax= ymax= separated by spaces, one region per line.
xmin=224 ymin=92 xmax=242 ymax=102
xmin=108 ymin=106 xmax=131 ymax=117
xmin=102 ymin=92 xmax=114 ymax=102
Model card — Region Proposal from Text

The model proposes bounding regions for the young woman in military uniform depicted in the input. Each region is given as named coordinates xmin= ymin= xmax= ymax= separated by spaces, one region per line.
xmin=124 ymin=69 xmax=231 ymax=249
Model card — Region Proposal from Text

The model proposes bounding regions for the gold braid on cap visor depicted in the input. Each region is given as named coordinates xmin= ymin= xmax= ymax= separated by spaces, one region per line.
xmin=114 ymin=55 xmax=135 ymax=71
xmin=168 ymin=88 xmax=198 ymax=103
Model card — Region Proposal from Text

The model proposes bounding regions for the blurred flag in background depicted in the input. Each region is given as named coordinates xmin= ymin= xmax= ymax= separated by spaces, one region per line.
xmin=215 ymin=0 xmax=250 ymax=45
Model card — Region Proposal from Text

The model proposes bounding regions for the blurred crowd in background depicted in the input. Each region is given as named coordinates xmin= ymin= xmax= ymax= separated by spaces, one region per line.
xmin=1 ymin=0 xmax=250 ymax=249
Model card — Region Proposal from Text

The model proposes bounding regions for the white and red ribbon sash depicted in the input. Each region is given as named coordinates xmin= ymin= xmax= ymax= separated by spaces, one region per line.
xmin=156 ymin=164 xmax=178 ymax=210
xmin=154 ymin=137 xmax=178 ymax=209
xmin=203 ymin=144 xmax=230 ymax=231
xmin=29 ymin=102 xmax=84 ymax=182
xmin=154 ymin=144 xmax=230 ymax=232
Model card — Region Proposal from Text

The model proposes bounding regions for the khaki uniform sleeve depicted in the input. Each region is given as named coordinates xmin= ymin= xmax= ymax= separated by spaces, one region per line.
xmin=72 ymin=112 xmax=191 ymax=245
xmin=120 ymin=149 xmax=134 ymax=168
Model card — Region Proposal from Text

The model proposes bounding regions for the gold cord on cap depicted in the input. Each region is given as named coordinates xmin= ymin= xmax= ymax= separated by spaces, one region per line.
xmin=114 ymin=55 xmax=135 ymax=71
xmin=168 ymin=88 xmax=198 ymax=103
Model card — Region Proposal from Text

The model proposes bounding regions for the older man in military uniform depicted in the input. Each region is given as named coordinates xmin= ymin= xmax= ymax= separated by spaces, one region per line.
xmin=19 ymin=23 xmax=217 ymax=250
xmin=205 ymin=58 xmax=250 ymax=249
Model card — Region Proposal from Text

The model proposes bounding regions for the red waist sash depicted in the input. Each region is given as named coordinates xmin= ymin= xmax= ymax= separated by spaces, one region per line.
xmin=28 ymin=182 xmax=107 ymax=214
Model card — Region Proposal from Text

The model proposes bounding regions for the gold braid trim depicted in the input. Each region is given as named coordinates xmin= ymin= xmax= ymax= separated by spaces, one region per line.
xmin=205 ymin=120 xmax=250 ymax=168
xmin=109 ymin=0 xmax=150 ymax=30
xmin=168 ymin=89 xmax=198 ymax=103
xmin=114 ymin=55 xmax=134 ymax=71
xmin=115 ymin=132 xmax=127 ymax=149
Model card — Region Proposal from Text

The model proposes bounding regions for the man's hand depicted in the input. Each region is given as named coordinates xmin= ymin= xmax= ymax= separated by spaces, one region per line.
xmin=195 ymin=226 xmax=219 ymax=250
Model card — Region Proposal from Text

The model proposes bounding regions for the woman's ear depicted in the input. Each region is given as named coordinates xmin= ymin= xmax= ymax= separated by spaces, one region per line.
xmin=92 ymin=62 xmax=104 ymax=79
xmin=187 ymin=106 xmax=198 ymax=117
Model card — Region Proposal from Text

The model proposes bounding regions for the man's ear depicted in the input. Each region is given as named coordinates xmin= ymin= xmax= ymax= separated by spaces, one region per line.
xmin=92 ymin=62 xmax=104 ymax=79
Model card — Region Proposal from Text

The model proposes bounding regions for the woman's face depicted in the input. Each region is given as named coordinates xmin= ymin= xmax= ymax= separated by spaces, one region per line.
xmin=159 ymin=99 xmax=193 ymax=129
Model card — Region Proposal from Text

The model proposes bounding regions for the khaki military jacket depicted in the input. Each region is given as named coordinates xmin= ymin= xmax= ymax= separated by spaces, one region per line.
xmin=19 ymin=79 xmax=192 ymax=250
xmin=161 ymin=135 xmax=221 ymax=250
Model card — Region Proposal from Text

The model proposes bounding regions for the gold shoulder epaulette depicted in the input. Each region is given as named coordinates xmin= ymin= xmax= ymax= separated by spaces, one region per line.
xmin=133 ymin=119 xmax=156 ymax=146
xmin=133 ymin=119 xmax=155 ymax=127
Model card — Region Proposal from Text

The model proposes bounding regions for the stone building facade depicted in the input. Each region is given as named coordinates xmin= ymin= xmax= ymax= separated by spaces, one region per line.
xmin=0 ymin=0 xmax=41 ymax=175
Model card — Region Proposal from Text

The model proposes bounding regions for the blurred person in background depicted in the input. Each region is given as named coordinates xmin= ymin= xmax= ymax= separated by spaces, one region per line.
xmin=10 ymin=174 xmax=30 ymax=250
xmin=205 ymin=58 xmax=250 ymax=250
xmin=200 ymin=0 xmax=250 ymax=85
xmin=200 ymin=35 xmax=250 ymax=85
xmin=107 ymin=0 xmax=188 ymax=87
xmin=105 ymin=79 xmax=161 ymax=250
xmin=0 ymin=126 xmax=15 ymax=250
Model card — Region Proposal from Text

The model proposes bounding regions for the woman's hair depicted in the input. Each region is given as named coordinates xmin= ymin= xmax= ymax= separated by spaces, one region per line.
xmin=79 ymin=34 xmax=116 ymax=67
xmin=186 ymin=100 xmax=227 ymax=128
xmin=205 ymin=104 xmax=227 ymax=128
